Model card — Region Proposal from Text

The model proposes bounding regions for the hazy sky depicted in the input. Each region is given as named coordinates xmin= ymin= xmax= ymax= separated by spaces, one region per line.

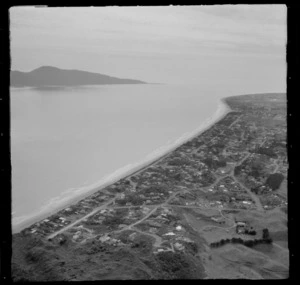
xmin=10 ymin=5 xmax=286 ymax=91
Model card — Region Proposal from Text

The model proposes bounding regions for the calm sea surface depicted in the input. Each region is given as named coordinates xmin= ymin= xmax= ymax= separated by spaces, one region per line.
xmin=11 ymin=84 xmax=229 ymax=230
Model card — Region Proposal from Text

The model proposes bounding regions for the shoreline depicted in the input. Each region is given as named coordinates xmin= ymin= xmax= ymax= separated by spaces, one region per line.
xmin=12 ymin=96 xmax=232 ymax=233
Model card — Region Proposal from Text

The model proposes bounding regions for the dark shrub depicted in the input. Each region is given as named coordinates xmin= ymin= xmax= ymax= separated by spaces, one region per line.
xmin=265 ymin=173 xmax=285 ymax=190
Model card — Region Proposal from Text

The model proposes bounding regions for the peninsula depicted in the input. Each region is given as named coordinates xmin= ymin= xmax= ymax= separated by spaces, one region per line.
xmin=12 ymin=93 xmax=288 ymax=280
xmin=10 ymin=66 xmax=146 ymax=87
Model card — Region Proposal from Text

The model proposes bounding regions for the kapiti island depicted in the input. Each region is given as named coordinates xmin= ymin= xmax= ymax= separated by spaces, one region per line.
xmin=10 ymin=66 xmax=146 ymax=87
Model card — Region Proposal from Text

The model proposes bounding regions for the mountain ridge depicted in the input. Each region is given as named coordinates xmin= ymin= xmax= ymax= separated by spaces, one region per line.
xmin=10 ymin=66 xmax=146 ymax=87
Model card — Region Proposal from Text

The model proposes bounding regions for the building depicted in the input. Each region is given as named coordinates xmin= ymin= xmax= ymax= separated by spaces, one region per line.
xmin=176 ymin=225 xmax=183 ymax=231
xmin=174 ymin=242 xmax=185 ymax=251
xmin=164 ymin=232 xmax=175 ymax=236
xmin=236 ymin=221 xmax=246 ymax=234
xmin=99 ymin=235 xmax=110 ymax=243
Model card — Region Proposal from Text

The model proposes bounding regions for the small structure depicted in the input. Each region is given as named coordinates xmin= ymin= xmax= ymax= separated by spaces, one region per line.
xmin=118 ymin=193 xmax=125 ymax=199
xmin=176 ymin=225 xmax=183 ymax=231
xmin=211 ymin=217 xmax=221 ymax=222
xmin=236 ymin=221 xmax=246 ymax=234
xmin=99 ymin=235 xmax=110 ymax=243
xmin=128 ymin=232 xmax=137 ymax=241
xmin=157 ymin=248 xmax=165 ymax=253
xmin=118 ymin=224 xmax=127 ymax=229
xmin=174 ymin=242 xmax=185 ymax=251
xmin=164 ymin=232 xmax=175 ymax=236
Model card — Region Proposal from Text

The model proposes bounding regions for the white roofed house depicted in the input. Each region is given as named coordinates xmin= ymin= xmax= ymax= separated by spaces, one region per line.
xmin=236 ymin=221 xmax=246 ymax=234
xmin=176 ymin=225 xmax=183 ymax=231
xmin=164 ymin=232 xmax=175 ymax=236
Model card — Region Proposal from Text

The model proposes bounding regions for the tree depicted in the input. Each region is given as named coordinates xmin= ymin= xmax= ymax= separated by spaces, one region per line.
xmin=234 ymin=165 xmax=243 ymax=176
xmin=265 ymin=173 xmax=285 ymax=190
xmin=262 ymin=228 xmax=270 ymax=240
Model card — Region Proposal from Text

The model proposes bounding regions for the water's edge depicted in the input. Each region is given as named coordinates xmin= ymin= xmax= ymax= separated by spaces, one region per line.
xmin=12 ymin=97 xmax=231 ymax=233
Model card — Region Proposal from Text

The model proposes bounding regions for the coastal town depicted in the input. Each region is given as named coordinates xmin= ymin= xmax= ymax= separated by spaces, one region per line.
xmin=12 ymin=93 xmax=288 ymax=280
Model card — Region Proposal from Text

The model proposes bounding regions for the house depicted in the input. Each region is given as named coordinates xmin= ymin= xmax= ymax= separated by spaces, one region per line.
xmin=174 ymin=242 xmax=185 ymax=251
xmin=73 ymin=233 xmax=80 ymax=240
xmin=118 ymin=224 xmax=127 ymax=229
xmin=118 ymin=193 xmax=125 ymax=199
xmin=237 ymin=227 xmax=245 ymax=234
xmin=129 ymin=232 xmax=137 ymax=241
xmin=99 ymin=235 xmax=110 ymax=243
xmin=176 ymin=225 xmax=183 ymax=231
xmin=164 ymin=232 xmax=175 ymax=236
xmin=157 ymin=248 xmax=166 ymax=253
xmin=211 ymin=217 xmax=221 ymax=222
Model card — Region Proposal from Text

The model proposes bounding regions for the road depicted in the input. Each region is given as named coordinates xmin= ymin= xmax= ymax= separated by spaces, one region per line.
xmin=115 ymin=190 xmax=183 ymax=234
xmin=46 ymin=197 xmax=116 ymax=240
xmin=230 ymin=137 xmax=267 ymax=213
xmin=131 ymin=226 xmax=163 ymax=248
xmin=44 ymin=115 xmax=267 ymax=240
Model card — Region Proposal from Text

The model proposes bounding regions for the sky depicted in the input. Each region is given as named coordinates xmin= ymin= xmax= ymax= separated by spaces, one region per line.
xmin=10 ymin=5 xmax=286 ymax=91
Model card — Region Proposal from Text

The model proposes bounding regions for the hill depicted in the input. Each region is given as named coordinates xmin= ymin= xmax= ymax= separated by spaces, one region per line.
xmin=10 ymin=66 xmax=146 ymax=87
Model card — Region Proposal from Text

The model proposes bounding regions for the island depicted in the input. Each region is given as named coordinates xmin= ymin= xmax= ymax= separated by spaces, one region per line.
xmin=10 ymin=66 xmax=146 ymax=87
xmin=12 ymin=93 xmax=288 ymax=280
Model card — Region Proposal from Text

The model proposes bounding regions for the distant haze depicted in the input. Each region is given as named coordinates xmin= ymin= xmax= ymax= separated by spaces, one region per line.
xmin=10 ymin=5 xmax=286 ymax=92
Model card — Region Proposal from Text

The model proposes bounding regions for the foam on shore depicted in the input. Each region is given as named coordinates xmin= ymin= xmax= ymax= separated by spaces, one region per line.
xmin=12 ymin=97 xmax=231 ymax=233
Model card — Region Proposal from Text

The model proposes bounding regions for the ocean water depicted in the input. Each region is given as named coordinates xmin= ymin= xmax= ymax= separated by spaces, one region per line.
xmin=10 ymin=84 xmax=229 ymax=231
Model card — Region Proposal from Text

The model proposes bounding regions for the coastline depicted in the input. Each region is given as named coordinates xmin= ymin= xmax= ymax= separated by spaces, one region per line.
xmin=12 ymin=96 xmax=232 ymax=234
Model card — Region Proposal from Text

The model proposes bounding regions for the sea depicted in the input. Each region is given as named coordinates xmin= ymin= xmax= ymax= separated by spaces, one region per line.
xmin=10 ymin=83 xmax=230 ymax=232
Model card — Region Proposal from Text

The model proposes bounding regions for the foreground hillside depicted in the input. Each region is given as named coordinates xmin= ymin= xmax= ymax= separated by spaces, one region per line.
xmin=10 ymin=66 xmax=146 ymax=87
xmin=12 ymin=93 xmax=288 ymax=280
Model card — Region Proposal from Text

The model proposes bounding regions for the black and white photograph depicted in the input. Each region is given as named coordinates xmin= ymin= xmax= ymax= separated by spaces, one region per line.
xmin=9 ymin=5 xmax=288 ymax=280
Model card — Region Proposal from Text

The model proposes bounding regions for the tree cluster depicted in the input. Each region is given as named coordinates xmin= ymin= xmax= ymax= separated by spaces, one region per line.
xmin=203 ymin=157 xmax=226 ymax=170
xmin=210 ymin=228 xmax=272 ymax=248
xmin=248 ymin=161 xmax=264 ymax=179
xmin=234 ymin=165 xmax=243 ymax=176
xmin=244 ymin=228 xmax=257 ymax=235
xmin=210 ymin=237 xmax=272 ymax=248
xmin=251 ymin=147 xmax=277 ymax=158
xmin=155 ymin=251 xmax=192 ymax=279
xmin=265 ymin=173 xmax=285 ymax=190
